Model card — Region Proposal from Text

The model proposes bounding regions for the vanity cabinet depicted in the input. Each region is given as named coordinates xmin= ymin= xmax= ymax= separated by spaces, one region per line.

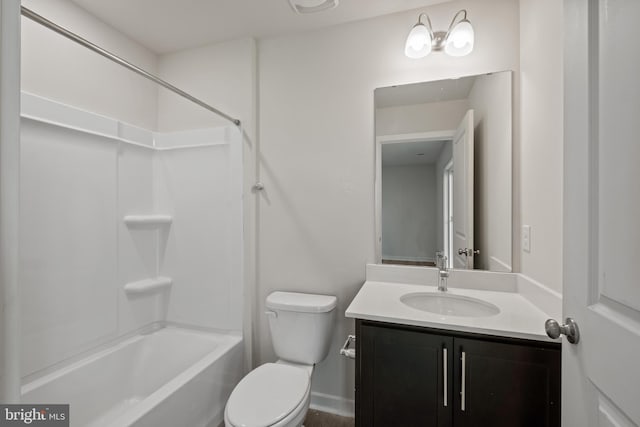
xmin=355 ymin=320 xmax=561 ymax=427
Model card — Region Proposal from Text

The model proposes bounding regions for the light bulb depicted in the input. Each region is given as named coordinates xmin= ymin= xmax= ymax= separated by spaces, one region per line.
xmin=453 ymin=37 xmax=466 ymax=49
xmin=404 ymin=24 xmax=432 ymax=59
xmin=408 ymin=33 xmax=426 ymax=50
xmin=445 ymin=20 xmax=474 ymax=57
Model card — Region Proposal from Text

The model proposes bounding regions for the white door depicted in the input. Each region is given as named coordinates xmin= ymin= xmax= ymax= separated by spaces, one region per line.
xmin=452 ymin=110 xmax=474 ymax=269
xmin=563 ymin=0 xmax=640 ymax=425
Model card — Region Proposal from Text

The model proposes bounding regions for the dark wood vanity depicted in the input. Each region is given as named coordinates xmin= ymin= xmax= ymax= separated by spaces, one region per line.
xmin=355 ymin=319 xmax=561 ymax=427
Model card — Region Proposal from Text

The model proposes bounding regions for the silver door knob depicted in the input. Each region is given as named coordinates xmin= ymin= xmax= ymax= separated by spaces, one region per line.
xmin=545 ymin=317 xmax=580 ymax=344
xmin=457 ymin=248 xmax=480 ymax=256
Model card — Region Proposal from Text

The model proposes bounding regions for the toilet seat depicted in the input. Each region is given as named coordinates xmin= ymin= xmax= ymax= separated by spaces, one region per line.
xmin=225 ymin=363 xmax=311 ymax=427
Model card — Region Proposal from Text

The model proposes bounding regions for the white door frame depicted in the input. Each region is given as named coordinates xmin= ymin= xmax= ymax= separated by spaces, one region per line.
xmin=443 ymin=160 xmax=454 ymax=268
xmin=374 ymin=130 xmax=455 ymax=263
xmin=0 ymin=0 xmax=22 ymax=403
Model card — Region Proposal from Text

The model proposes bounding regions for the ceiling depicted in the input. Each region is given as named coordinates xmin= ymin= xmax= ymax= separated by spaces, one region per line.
xmin=70 ymin=0 xmax=451 ymax=54
xmin=375 ymin=75 xmax=477 ymax=108
xmin=382 ymin=140 xmax=448 ymax=166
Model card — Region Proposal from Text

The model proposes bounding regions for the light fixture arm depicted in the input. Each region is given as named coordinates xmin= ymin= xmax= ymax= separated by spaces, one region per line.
xmin=416 ymin=13 xmax=435 ymax=40
xmin=445 ymin=9 xmax=468 ymax=35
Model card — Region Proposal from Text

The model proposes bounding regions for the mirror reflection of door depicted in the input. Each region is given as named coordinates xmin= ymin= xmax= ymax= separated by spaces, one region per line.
xmin=443 ymin=160 xmax=453 ymax=268
xmin=452 ymin=110 xmax=474 ymax=269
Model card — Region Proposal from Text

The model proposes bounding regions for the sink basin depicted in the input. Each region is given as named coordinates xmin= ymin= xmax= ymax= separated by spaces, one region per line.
xmin=400 ymin=292 xmax=500 ymax=317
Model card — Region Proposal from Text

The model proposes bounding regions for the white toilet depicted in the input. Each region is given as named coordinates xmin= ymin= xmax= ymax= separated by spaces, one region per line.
xmin=224 ymin=291 xmax=337 ymax=427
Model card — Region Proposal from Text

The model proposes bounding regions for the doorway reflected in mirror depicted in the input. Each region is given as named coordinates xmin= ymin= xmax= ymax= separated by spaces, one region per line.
xmin=375 ymin=71 xmax=512 ymax=272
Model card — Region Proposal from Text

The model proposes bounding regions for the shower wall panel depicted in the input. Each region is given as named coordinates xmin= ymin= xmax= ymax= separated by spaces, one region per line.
xmin=117 ymin=143 xmax=164 ymax=335
xmin=19 ymin=93 xmax=242 ymax=379
xmin=20 ymin=118 xmax=118 ymax=377
xmin=156 ymin=129 xmax=243 ymax=331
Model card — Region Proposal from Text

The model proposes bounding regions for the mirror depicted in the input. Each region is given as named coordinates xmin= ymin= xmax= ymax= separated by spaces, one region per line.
xmin=375 ymin=71 xmax=512 ymax=271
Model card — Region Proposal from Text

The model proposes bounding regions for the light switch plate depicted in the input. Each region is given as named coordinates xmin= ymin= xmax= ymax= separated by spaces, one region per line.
xmin=522 ymin=225 xmax=531 ymax=253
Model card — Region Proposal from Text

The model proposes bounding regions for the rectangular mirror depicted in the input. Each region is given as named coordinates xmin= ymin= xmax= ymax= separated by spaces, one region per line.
xmin=375 ymin=71 xmax=512 ymax=272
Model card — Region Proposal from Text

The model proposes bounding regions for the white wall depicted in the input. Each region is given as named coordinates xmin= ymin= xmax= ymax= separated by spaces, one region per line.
xmin=156 ymin=38 xmax=255 ymax=133
xmin=257 ymin=0 xmax=519 ymax=410
xmin=376 ymin=99 xmax=469 ymax=135
xmin=381 ymin=164 xmax=438 ymax=262
xmin=21 ymin=0 xmax=159 ymax=130
xmin=469 ymin=72 xmax=512 ymax=271
xmin=519 ymin=0 xmax=563 ymax=292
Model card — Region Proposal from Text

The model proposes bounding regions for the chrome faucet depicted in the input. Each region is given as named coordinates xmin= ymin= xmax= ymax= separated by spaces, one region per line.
xmin=436 ymin=252 xmax=449 ymax=292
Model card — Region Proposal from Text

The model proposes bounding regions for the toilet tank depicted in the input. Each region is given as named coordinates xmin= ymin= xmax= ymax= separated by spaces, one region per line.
xmin=265 ymin=292 xmax=337 ymax=365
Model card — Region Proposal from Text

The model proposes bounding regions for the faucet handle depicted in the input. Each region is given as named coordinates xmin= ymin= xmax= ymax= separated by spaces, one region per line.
xmin=435 ymin=251 xmax=443 ymax=268
xmin=436 ymin=252 xmax=448 ymax=270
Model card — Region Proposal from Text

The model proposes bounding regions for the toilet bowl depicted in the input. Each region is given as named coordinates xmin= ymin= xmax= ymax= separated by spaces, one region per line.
xmin=224 ymin=362 xmax=312 ymax=427
xmin=224 ymin=292 xmax=337 ymax=427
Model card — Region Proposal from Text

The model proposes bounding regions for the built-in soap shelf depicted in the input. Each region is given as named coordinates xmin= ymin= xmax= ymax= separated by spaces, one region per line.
xmin=123 ymin=214 xmax=172 ymax=297
xmin=123 ymin=215 xmax=172 ymax=227
xmin=124 ymin=277 xmax=173 ymax=295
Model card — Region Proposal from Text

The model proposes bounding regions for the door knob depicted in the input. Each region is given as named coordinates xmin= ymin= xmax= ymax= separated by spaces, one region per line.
xmin=457 ymin=248 xmax=480 ymax=256
xmin=545 ymin=317 xmax=580 ymax=344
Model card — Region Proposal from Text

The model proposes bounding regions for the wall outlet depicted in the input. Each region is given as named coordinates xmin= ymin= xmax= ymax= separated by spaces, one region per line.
xmin=522 ymin=225 xmax=531 ymax=253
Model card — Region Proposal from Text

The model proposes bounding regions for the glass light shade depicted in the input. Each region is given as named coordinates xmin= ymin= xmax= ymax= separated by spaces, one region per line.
xmin=404 ymin=24 xmax=432 ymax=59
xmin=444 ymin=20 xmax=474 ymax=57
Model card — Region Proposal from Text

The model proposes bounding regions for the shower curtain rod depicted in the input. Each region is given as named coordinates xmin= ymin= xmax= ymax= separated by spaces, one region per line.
xmin=20 ymin=6 xmax=241 ymax=127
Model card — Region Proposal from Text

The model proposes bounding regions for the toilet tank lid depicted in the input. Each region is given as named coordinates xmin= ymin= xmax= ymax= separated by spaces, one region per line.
xmin=266 ymin=292 xmax=337 ymax=313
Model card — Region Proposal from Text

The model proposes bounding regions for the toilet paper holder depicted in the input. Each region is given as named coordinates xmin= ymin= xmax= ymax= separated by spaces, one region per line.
xmin=340 ymin=335 xmax=356 ymax=359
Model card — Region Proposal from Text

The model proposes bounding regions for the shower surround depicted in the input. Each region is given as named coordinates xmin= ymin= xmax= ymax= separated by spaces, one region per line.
xmin=19 ymin=92 xmax=243 ymax=426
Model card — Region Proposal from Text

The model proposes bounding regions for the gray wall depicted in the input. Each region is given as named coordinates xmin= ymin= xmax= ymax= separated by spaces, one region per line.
xmin=382 ymin=164 xmax=438 ymax=262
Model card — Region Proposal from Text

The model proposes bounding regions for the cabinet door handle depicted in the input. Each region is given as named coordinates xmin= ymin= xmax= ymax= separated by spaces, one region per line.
xmin=460 ymin=351 xmax=466 ymax=411
xmin=443 ymin=347 xmax=448 ymax=407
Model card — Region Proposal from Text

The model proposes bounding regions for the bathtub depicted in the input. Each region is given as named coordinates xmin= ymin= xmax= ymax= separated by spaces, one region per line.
xmin=21 ymin=326 xmax=243 ymax=427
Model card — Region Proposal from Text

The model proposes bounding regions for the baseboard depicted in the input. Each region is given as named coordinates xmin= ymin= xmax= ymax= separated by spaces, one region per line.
xmin=381 ymin=255 xmax=433 ymax=263
xmin=310 ymin=391 xmax=355 ymax=418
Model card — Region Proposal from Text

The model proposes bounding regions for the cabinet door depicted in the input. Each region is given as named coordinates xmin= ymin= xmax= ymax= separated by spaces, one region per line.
xmin=358 ymin=322 xmax=453 ymax=427
xmin=453 ymin=338 xmax=560 ymax=427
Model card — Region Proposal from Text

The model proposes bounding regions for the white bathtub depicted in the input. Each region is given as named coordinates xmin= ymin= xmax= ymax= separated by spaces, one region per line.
xmin=21 ymin=326 xmax=243 ymax=427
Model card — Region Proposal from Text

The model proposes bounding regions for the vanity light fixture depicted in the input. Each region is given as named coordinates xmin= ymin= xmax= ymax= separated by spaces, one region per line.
xmin=404 ymin=9 xmax=474 ymax=59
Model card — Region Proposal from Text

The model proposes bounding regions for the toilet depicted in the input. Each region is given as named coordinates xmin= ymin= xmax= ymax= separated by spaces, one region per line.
xmin=224 ymin=291 xmax=337 ymax=427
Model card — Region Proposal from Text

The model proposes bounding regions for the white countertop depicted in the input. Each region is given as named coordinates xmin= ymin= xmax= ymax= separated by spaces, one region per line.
xmin=346 ymin=280 xmax=558 ymax=342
